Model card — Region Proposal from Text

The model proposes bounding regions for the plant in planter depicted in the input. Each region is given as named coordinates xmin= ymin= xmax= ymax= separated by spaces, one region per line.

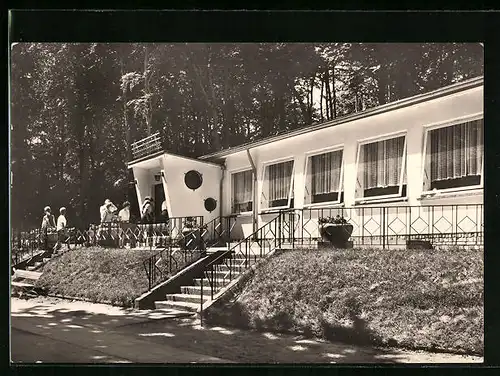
xmin=318 ymin=215 xmax=354 ymax=249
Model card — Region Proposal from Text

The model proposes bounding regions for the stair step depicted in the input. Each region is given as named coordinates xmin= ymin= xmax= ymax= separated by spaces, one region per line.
xmin=26 ymin=265 xmax=38 ymax=271
xmin=215 ymin=264 xmax=248 ymax=273
xmin=155 ymin=300 xmax=200 ymax=312
xmin=34 ymin=261 xmax=43 ymax=267
xmin=193 ymin=278 xmax=229 ymax=287
xmin=12 ymin=281 xmax=35 ymax=288
xmin=165 ymin=293 xmax=208 ymax=304
xmin=181 ymin=285 xmax=215 ymax=295
xmin=43 ymin=258 xmax=51 ymax=263
xmin=12 ymin=269 xmax=42 ymax=281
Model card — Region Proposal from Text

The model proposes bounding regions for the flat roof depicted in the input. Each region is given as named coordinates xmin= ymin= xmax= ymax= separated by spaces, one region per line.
xmin=199 ymin=75 xmax=483 ymax=161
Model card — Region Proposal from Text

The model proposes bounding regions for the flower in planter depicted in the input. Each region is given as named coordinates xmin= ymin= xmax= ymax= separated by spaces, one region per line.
xmin=318 ymin=215 xmax=348 ymax=225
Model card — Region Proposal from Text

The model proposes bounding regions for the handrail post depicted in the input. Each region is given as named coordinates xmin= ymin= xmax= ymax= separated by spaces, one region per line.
xmin=200 ymin=276 xmax=204 ymax=327
xmin=382 ymin=207 xmax=386 ymax=250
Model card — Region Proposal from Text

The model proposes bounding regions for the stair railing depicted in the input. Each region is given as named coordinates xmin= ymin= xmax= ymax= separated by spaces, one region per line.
xmin=201 ymin=215 xmax=238 ymax=249
xmin=200 ymin=211 xmax=284 ymax=324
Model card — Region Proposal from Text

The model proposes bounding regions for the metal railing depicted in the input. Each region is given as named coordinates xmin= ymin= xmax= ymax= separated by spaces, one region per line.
xmin=142 ymin=226 xmax=205 ymax=290
xmin=200 ymin=212 xmax=284 ymax=324
xmin=131 ymin=132 xmax=163 ymax=161
xmin=201 ymin=215 xmax=238 ymax=248
xmin=278 ymin=204 xmax=484 ymax=249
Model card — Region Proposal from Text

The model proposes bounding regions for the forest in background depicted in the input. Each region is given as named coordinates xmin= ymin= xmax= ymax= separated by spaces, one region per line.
xmin=10 ymin=43 xmax=483 ymax=229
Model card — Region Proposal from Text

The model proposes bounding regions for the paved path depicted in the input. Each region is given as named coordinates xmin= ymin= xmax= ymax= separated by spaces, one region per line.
xmin=10 ymin=297 xmax=483 ymax=364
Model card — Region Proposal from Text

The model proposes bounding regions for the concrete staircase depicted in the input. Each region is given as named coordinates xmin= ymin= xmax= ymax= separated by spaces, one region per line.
xmin=11 ymin=269 xmax=43 ymax=297
xmin=154 ymin=244 xmax=265 ymax=312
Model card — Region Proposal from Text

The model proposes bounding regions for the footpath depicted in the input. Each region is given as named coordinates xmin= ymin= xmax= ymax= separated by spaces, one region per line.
xmin=10 ymin=297 xmax=483 ymax=364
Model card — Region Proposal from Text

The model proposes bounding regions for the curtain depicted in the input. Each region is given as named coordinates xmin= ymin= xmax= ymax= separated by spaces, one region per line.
xmin=311 ymin=150 xmax=343 ymax=195
xmin=363 ymin=136 xmax=405 ymax=189
xmin=430 ymin=119 xmax=483 ymax=181
xmin=267 ymin=160 xmax=294 ymax=202
xmin=232 ymin=170 xmax=253 ymax=211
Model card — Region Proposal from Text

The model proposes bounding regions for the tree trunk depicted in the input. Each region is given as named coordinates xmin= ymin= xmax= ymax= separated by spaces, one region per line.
xmin=319 ymin=75 xmax=324 ymax=122
xmin=331 ymin=67 xmax=337 ymax=118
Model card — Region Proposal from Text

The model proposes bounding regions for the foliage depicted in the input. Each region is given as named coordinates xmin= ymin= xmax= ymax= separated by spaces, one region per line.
xmin=206 ymin=247 xmax=484 ymax=355
xmin=318 ymin=215 xmax=348 ymax=225
xmin=11 ymin=43 xmax=483 ymax=229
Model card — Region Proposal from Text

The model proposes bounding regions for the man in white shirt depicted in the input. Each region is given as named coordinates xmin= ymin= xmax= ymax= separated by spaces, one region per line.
xmin=118 ymin=201 xmax=131 ymax=248
xmin=118 ymin=201 xmax=131 ymax=223
xmin=54 ymin=207 xmax=68 ymax=251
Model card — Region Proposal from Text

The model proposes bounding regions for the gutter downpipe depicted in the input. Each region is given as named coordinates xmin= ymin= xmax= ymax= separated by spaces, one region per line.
xmin=246 ymin=149 xmax=258 ymax=235
xmin=219 ymin=163 xmax=226 ymax=242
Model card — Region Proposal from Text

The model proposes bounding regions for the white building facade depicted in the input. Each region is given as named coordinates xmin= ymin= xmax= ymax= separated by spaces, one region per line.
xmin=129 ymin=76 xmax=484 ymax=248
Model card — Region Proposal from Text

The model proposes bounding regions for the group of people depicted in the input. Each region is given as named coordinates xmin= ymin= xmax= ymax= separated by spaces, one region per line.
xmin=98 ymin=197 xmax=168 ymax=224
xmin=99 ymin=199 xmax=131 ymax=224
xmin=39 ymin=197 xmax=170 ymax=251
xmin=40 ymin=206 xmax=69 ymax=251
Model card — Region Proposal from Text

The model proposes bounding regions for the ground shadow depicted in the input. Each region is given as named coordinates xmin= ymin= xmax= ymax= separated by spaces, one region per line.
xmin=10 ymin=298 xmax=407 ymax=364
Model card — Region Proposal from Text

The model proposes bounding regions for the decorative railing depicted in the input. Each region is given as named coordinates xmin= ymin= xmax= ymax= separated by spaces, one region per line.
xmin=143 ymin=226 xmax=205 ymax=290
xmin=200 ymin=212 xmax=284 ymax=322
xmin=10 ymin=216 xmax=204 ymax=262
xmin=11 ymin=229 xmax=43 ymax=265
xmin=143 ymin=215 xmax=240 ymax=291
xmin=201 ymin=215 xmax=238 ymax=248
xmin=279 ymin=204 xmax=484 ymax=248
xmin=131 ymin=131 xmax=163 ymax=161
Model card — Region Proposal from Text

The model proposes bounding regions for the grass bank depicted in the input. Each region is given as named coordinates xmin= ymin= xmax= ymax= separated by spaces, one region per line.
xmin=205 ymin=247 xmax=483 ymax=355
xmin=35 ymin=247 xmax=197 ymax=307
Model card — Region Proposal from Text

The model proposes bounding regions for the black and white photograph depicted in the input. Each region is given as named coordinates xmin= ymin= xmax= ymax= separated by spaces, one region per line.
xmin=10 ymin=39 xmax=484 ymax=364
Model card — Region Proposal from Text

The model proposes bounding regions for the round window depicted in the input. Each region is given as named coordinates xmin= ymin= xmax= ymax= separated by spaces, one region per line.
xmin=204 ymin=198 xmax=217 ymax=213
xmin=184 ymin=170 xmax=203 ymax=190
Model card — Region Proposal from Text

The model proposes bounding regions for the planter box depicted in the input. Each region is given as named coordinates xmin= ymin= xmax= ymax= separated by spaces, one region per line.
xmin=407 ymin=239 xmax=434 ymax=250
xmin=319 ymin=223 xmax=354 ymax=249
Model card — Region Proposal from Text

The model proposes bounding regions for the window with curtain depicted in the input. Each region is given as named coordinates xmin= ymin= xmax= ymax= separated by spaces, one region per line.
xmin=423 ymin=118 xmax=483 ymax=191
xmin=231 ymin=170 xmax=253 ymax=213
xmin=356 ymin=135 xmax=407 ymax=199
xmin=304 ymin=149 xmax=343 ymax=205
xmin=261 ymin=160 xmax=294 ymax=209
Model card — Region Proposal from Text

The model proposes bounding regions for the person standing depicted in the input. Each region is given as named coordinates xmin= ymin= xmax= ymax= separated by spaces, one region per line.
xmin=160 ymin=200 xmax=169 ymax=222
xmin=141 ymin=197 xmax=155 ymax=224
xmin=100 ymin=199 xmax=118 ymax=223
xmin=54 ymin=207 xmax=69 ymax=252
xmin=41 ymin=206 xmax=56 ymax=251
xmin=118 ymin=201 xmax=131 ymax=248
xmin=141 ymin=197 xmax=155 ymax=247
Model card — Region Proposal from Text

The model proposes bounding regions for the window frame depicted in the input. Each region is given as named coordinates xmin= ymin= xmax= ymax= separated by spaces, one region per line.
xmin=421 ymin=113 xmax=484 ymax=196
xmin=355 ymin=131 xmax=408 ymax=203
xmin=303 ymin=145 xmax=345 ymax=208
xmin=229 ymin=167 xmax=254 ymax=215
xmin=260 ymin=156 xmax=296 ymax=212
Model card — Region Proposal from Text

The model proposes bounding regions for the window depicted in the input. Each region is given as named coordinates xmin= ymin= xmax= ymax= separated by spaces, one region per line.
xmin=356 ymin=135 xmax=407 ymax=200
xmin=423 ymin=118 xmax=483 ymax=192
xmin=231 ymin=170 xmax=253 ymax=214
xmin=261 ymin=160 xmax=295 ymax=210
xmin=304 ymin=149 xmax=344 ymax=205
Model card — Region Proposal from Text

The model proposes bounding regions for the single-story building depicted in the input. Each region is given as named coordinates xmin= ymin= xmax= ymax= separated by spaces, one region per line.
xmin=128 ymin=76 xmax=483 ymax=248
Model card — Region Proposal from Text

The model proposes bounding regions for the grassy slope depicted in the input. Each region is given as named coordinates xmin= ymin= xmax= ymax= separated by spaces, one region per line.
xmin=35 ymin=247 xmax=193 ymax=307
xmin=206 ymin=248 xmax=483 ymax=355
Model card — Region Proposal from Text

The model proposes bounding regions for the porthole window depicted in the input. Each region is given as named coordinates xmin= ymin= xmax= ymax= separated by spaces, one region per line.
xmin=184 ymin=170 xmax=203 ymax=190
xmin=204 ymin=198 xmax=217 ymax=212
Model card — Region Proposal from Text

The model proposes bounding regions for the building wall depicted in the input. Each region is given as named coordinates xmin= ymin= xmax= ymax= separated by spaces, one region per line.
xmin=131 ymin=154 xmax=223 ymax=226
xmin=222 ymin=86 xmax=483 ymax=239
xmin=161 ymin=154 xmax=222 ymax=226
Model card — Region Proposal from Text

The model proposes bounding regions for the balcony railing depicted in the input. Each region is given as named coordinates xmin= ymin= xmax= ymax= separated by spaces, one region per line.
xmin=131 ymin=132 xmax=163 ymax=161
